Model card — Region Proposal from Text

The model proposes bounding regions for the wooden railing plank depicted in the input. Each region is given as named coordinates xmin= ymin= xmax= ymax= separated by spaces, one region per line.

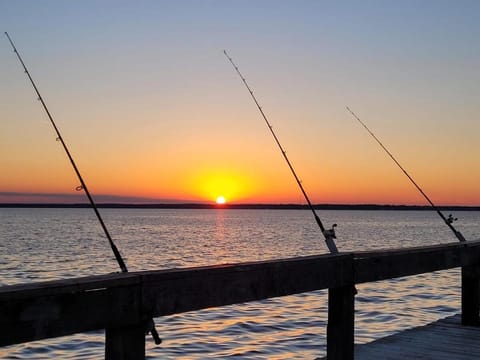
xmin=141 ymin=254 xmax=353 ymax=317
xmin=0 ymin=272 xmax=141 ymax=299
xmin=354 ymin=240 xmax=480 ymax=283
xmin=0 ymin=285 xmax=143 ymax=346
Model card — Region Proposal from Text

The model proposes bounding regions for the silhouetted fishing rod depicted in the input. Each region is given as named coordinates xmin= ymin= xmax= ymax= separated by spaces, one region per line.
xmin=5 ymin=32 xmax=161 ymax=344
xmin=224 ymin=50 xmax=339 ymax=253
xmin=346 ymin=106 xmax=466 ymax=242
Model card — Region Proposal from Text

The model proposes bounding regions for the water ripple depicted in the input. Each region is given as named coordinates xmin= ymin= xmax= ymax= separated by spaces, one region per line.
xmin=0 ymin=208 xmax=479 ymax=358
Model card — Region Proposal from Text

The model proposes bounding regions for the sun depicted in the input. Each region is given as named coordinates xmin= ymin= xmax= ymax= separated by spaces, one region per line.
xmin=216 ymin=196 xmax=226 ymax=205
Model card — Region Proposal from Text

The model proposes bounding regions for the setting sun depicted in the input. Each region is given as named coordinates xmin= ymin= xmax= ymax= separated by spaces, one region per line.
xmin=184 ymin=169 xmax=259 ymax=203
xmin=216 ymin=196 xmax=226 ymax=204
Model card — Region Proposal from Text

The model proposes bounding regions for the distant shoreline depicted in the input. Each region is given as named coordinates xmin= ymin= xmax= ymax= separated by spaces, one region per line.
xmin=1 ymin=203 xmax=479 ymax=211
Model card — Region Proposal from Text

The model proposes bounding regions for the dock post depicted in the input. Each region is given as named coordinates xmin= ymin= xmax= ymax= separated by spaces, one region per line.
xmin=327 ymin=284 xmax=355 ymax=360
xmin=462 ymin=263 xmax=480 ymax=326
xmin=105 ymin=323 xmax=145 ymax=360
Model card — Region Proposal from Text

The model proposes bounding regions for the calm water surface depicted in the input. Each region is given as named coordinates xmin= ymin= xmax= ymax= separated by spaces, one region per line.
xmin=1 ymin=208 xmax=479 ymax=359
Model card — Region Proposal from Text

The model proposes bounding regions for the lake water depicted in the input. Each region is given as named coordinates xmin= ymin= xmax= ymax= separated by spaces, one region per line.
xmin=1 ymin=208 xmax=479 ymax=359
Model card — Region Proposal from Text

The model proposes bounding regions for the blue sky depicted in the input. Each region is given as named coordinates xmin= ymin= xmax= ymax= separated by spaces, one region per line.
xmin=1 ymin=1 xmax=479 ymax=204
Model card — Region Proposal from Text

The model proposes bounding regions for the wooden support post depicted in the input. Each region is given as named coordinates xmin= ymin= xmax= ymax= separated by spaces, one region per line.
xmin=105 ymin=323 xmax=145 ymax=360
xmin=462 ymin=264 xmax=480 ymax=326
xmin=327 ymin=284 xmax=355 ymax=360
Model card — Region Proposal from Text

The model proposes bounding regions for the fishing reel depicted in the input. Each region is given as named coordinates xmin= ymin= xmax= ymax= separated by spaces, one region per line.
xmin=446 ymin=214 xmax=458 ymax=224
xmin=323 ymin=224 xmax=339 ymax=254
xmin=445 ymin=215 xmax=466 ymax=242
xmin=324 ymin=223 xmax=337 ymax=239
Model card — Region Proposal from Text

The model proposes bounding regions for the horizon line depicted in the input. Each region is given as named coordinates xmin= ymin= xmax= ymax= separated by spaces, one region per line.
xmin=1 ymin=192 xmax=478 ymax=208
xmin=1 ymin=203 xmax=479 ymax=211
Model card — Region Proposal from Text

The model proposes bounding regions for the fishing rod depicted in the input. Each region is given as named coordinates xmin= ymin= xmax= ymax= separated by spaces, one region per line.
xmin=5 ymin=32 xmax=161 ymax=344
xmin=224 ymin=50 xmax=339 ymax=254
xmin=346 ymin=106 xmax=466 ymax=242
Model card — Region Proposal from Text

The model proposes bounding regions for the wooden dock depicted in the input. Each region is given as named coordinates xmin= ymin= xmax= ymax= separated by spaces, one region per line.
xmin=1 ymin=239 xmax=480 ymax=359
xmin=355 ymin=314 xmax=480 ymax=360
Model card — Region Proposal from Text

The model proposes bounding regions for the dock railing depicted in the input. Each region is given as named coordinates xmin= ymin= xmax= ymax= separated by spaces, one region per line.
xmin=1 ymin=239 xmax=480 ymax=359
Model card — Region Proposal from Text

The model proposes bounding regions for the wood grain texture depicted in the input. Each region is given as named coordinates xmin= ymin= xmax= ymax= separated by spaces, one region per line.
xmin=355 ymin=314 xmax=480 ymax=360
xmin=354 ymin=240 xmax=480 ymax=283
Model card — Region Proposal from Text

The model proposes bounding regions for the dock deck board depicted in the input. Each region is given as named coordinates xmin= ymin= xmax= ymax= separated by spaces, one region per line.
xmin=354 ymin=314 xmax=480 ymax=360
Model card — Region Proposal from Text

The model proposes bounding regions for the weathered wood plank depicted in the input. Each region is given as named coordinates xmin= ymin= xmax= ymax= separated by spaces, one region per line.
xmin=141 ymin=253 xmax=353 ymax=317
xmin=355 ymin=314 xmax=480 ymax=360
xmin=0 ymin=284 xmax=143 ymax=346
xmin=355 ymin=240 xmax=480 ymax=283
xmin=0 ymin=272 xmax=141 ymax=299
xmin=327 ymin=284 xmax=355 ymax=360
xmin=462 ymin=264 xmax=480 ymax=325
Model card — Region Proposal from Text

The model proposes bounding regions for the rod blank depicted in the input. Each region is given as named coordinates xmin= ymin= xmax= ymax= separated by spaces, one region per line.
xmin=346 ymin=106 xmax=466 ymax=242
xmin=4 ymin=31 xmax=129 ymax=271
xmin=224 ymin=50 xmax=339 ymax=253
xmin=5 ymin=32 xmax=162 ymax=344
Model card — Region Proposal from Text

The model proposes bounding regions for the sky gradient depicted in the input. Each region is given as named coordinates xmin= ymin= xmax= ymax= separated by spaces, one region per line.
xmin=1 ymin=1 xmax=479 ymax=205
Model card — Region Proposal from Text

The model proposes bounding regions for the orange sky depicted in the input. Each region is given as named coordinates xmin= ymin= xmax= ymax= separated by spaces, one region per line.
xmin=1 ymin=2 xmax=479 ymax=205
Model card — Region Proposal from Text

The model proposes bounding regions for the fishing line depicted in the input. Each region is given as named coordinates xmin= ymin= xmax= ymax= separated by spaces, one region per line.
xmin=346 ymin=106 xmax=466 ymax=242
xmin=5 ymin=32 xmax=162 ymax=343
xmin=224 ymin=50 xmax=339 ymax=254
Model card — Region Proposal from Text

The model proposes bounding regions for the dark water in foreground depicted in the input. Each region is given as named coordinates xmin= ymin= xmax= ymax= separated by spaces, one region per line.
xmin=1 ymin=208 xmax=479 ymax=359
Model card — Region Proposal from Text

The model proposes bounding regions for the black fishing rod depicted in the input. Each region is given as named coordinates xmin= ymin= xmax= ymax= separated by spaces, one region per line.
xmin=5 ymin=32 xmax=161 ymax=343
xmin=346 ymin=106 xmax=466 ymax=242
xmin=224 ymin=50 xmax=339 ymax=254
